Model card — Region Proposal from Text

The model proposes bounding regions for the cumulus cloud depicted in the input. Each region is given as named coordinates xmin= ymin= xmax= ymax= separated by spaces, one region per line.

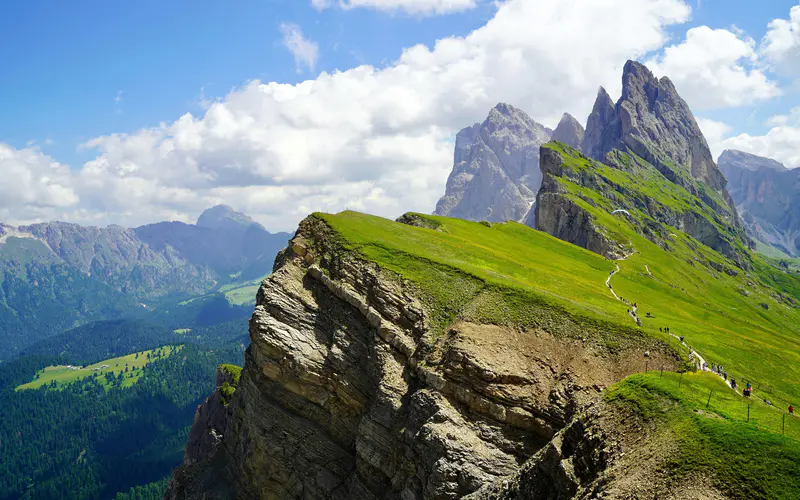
xmin=761 ymin=5 xmax=800 ymax=76
xmin=720 ymin=127 xmax=800 ymax=169
xmin=280 ymin=23 xmax=319 ymax=73
xmin=2 ymin=0 xmax=694 ymax=230
xmin=0 ymin=145 xmax=79 ymax=223
xmin=311 ymin=0 xmax=477 ymax=15
xmin=713 ymin=105 xmax=800 ymax=169
xmin=646 ymin=26 xmax=781 ymax=109
xmin=696 ymin=117 xmax=732 ymax=159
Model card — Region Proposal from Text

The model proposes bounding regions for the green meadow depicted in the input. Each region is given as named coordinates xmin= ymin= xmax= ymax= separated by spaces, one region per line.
xmin=608 ymin=372 xmax=800 ymax=498
xmin=16 ymin=345 xmax=183 ymax=391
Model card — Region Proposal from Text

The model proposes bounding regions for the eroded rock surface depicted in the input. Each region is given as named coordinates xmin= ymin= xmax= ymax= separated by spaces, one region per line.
xmin=551 ymin=113 xmax=585 ymax=152
xmin=718 ymin=150 xmax=800 ymax=257
xmin=435 ymin=103 xmax=551 ymax=223
xmin=166 ymin=216 xmax=681 ymax=500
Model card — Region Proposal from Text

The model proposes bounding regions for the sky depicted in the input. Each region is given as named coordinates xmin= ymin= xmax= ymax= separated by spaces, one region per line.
xmin=2 ymin=0 xmax=800 ymax=232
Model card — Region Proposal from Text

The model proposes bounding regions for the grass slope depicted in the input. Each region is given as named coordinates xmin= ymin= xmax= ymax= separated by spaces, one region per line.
xmin=16 ymin=345 xmax=182 ymax=390
xmin=535 ymin=142 xmax=800 ymax=407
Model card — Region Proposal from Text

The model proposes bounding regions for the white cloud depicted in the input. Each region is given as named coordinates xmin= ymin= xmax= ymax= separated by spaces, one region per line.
xmin=720 ymin=126 xmax=800 ymax=169
xmin=311 ymin=0 xmax=477 ymax=15
xmin=646 ymin=26 xmax=781 ymax=109
xmin=761 ymin=5 xmax=800 ymax=76
xmin=696 ymin=117 xmax=732 ymax=159
xmin=0 ymin=145 xmax=79 ymax=222
xmin=280 ymin=23 xmax=319 ymax=73
xmin=2 ymin=0 xmax=692 ymax=231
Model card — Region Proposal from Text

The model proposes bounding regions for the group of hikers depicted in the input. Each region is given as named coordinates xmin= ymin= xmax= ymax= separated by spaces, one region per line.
xmin=606 ymin=271 xmax=797 ymax=417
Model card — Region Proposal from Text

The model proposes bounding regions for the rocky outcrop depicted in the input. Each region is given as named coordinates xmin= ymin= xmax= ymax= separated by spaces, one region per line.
xmin=719 ymin=150 xmax=800 ymax=257
xmin=531 ymin=147 xmax=630 ymax=259
xmin=581 ymin=61 xmax=740 ymax=229
xmin=434 ymin=103 xmax=551 ymax=223
xmin=166 ymin=215 xmax=681 ymax=500
xmin=551 ymin=113 xmax=585 ymax=151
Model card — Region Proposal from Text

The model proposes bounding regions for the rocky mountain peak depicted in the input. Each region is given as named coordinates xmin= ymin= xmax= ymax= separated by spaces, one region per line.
xmin=551 ymin=112 xmax=585 ymax=150
xmin=718 ymin=149 xmax=787 ymax=172
xmin=582 ymin=59 xmax=737 ymax=225
xmin=196 ymin=205 xmax=260 ymax=231
xmin=718 ymin=150 xmax=799 ymax=256
xmin=434 ymin=104 xmax=551 ymax=223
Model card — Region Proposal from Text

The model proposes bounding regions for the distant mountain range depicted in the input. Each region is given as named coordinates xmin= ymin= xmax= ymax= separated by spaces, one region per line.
xmin=0 ymin=205 xmax=291 ymax=357
xmin=718 ymin=150 xmax=800 ymax=257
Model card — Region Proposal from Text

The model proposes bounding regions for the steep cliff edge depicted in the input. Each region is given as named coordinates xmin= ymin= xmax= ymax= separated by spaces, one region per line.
xmin=166 ymin=213 xmax=684 ymax=499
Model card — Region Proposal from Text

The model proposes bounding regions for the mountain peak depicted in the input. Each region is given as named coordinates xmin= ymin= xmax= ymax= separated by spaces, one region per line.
xmin=434 ymin=104 xmax=551 ymax=223
xmin=718 ymin=150 xmax=787 ymax=172
xmin=196 ymin=205 xmax=259 ymax=230
xmin=552 ymin=112 xmax=585 ymax=151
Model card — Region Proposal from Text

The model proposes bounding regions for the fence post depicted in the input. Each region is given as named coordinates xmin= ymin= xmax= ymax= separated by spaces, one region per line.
xmin=646 ymin=360 xmax=649 ymax=373
xmin=660 ymin=366 xmax=663 ymax=377
xmin=706 ymin=390 xmax=713 ymax=408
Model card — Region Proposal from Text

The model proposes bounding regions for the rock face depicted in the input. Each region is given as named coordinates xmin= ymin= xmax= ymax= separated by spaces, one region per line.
xmin=532 ymin=147 xmax=630 ymax=259
xmin=581 ymin=61 xmax=739 ymax=227
xmin=434 ymin=103 xmax=551 ymax=223
xmin=534 ymin=61 xmax=753 ymax=265
xmin=551 ymin=113 xmax=585 ymax=151
xmin=719 ymin=150 xmax=800 ymax=257
xmin=166 ymin=215 xmax=681 ymax=500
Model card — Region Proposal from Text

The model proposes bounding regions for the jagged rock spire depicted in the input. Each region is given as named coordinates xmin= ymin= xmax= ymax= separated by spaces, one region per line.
xmin=551 ymin=113 xmax=585 ymax=151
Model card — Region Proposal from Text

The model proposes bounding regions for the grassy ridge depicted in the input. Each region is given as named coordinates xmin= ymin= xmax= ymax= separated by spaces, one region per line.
xmin=318 ymin=211 xmax=677 ymax=353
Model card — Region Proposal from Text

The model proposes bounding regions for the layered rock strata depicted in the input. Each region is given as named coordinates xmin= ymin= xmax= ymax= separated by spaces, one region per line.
xmin=166 ymin=215 xmax=680 ymax=499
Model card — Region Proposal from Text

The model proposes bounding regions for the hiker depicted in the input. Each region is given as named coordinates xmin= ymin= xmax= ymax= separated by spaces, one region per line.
xmin=790 ymin=405 xmax=794 ymax=415
xmin=659 ymin=327 xmax=663 ymax=333
xmin=679 ymin=335 xmax=684 ymax=343
xmin=724 ymin=372 xmax=728 ymax=381
xmin=730 ymin=378 xmax=736 ymax=389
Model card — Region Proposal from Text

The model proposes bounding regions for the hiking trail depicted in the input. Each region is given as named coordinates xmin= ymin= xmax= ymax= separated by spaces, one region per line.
xmin=605 ymin=258 xmax=737 ymax=393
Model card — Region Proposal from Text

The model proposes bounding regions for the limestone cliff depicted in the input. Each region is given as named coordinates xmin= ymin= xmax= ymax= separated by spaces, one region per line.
xmin=434 ymin=103 xmax=551 ymax=223
xmin=166 ymin=214 xmax=685 ymax=499
xmin=718 ymin=150 xmax=800 ymax=257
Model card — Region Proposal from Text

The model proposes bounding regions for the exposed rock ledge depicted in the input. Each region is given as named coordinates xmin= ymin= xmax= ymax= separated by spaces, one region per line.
xmin=165 ymin=215 xmax=681 ymax=499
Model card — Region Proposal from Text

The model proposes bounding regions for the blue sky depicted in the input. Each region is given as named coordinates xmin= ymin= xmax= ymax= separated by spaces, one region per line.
xmin=1 ymin=0 xmax=799 ymax=230
xmin=1 ymin=0 xmax=493 ymax=163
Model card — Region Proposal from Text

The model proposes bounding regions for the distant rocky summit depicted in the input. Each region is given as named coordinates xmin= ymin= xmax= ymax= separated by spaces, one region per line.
xmin=434 ymin=103 xmax=552 ymax=223
xmin=551 ymin=112 xmax=585 ymax=151
xmin=0 ymin=205 xmax=290 ymax=354
xmin=719 ymin=150 xmax=800 ymax=257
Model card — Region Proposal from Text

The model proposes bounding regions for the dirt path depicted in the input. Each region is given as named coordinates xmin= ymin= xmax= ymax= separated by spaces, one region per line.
xmin=606 ymin=265 xmax=621 ymax=300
